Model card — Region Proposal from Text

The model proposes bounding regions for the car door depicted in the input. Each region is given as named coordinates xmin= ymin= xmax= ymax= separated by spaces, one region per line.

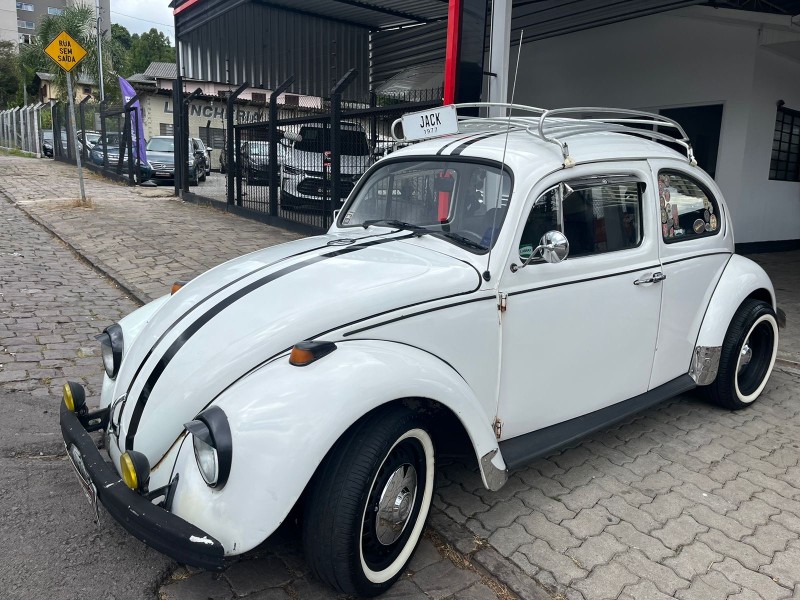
xmin=497 ymin=165 xmax=663 ymax=440
xmin=647 ymin=162 xmax=732 ymax=388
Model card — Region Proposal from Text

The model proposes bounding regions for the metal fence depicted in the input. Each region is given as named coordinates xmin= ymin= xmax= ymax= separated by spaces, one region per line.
xmin=216 ymin=72 xmax=442 ymax=232
xmin=0 ymin=103 xmax=47 ymax=156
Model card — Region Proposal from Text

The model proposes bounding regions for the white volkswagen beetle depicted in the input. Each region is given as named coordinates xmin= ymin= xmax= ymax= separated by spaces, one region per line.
xmin=60 ymin=105 xmax=783 ymax=597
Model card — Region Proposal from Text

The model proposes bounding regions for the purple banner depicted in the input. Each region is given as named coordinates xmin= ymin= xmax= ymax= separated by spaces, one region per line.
xmin=118 ymin=76 xmax=148 ymax=165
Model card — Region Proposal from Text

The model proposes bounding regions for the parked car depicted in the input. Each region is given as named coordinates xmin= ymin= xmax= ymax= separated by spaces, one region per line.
xmin=145 ymin=136 xmax=205 ymax=185
xmin=89 ymin=133 xmax=124 ymax=166
xmin=280 ymin=121 xmax=369 ymax=209
xmin=60 ymin=105 xmax=783 ymax=598
xmin=41 ymin=129 xmax=54 ymax=157
xmin=240 ymin=140 xmax=272 ymax=185
xmin=78 ymin=130 xmax=101 ymax=150
xmin=192 ymin=137 xmax=212 ymax=176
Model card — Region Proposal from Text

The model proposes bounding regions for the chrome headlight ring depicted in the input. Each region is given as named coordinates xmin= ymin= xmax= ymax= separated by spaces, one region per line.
xmin=97 ymin=323 xmax=124 ymax=379
xmin=185 ymin=406 xmax=232 ymax=489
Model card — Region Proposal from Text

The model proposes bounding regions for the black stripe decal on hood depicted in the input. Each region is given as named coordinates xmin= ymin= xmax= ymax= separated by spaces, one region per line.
xmin=123 ymin=230 xmax=398 ymax=407
xmin=124 ymin=233 xmax=413 ymax=449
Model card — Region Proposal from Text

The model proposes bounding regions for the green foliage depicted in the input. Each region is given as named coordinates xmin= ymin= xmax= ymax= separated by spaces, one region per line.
xmin=110 ymin=23 xmax=133 ymax=76
xmin=18 ymin=4 xmax=120 ymax=104
xmin=0 ymin=41 xmax=21 ymax=109
xmin=126 ymin=28 xmax=174 ymax=76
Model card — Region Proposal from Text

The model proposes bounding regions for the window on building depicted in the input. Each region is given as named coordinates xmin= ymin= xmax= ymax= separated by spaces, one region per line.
xmin=19 ymin=33 xmax=32 ymax=44
xmin=82 ymin=86 xmax=92 ymax=95
xmin=48 ymin=7 xmax=65 ymax=15
xmin=217 ymin=90 xmax=231 ymax=99
xmin=200 ymin=126 xmax=224 ymax=151
xmin=159 ymin=123 xmax=174 ymax=136
xmin=18 ymin=19 xmax=35 ymax=29
xmin=769 ymin=105 xmax=800 ymax=182
xmin=17 ymin=3 xmax=34 ymax=11
xmin=283 ymin=94 xmax=300 ymax=107
xmin=251 ymin=92 xmax=266 ymax=104
xmin=658 ymin=171 xmax=720 ymax=242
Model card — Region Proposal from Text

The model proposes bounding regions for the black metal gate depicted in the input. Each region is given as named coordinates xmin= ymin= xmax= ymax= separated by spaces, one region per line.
xmin=227 ymin=71 xmax=442 ymax=233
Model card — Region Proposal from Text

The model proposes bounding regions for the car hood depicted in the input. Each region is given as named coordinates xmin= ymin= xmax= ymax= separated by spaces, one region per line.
xmin=115 ymin=231 xmax=481 ymax=461
xmin=148 ymin=150 xmax=175 ymax=164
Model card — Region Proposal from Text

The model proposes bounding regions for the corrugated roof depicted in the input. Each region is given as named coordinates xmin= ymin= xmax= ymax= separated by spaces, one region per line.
xmin=143 ymin=62 xmax=178 ymax=79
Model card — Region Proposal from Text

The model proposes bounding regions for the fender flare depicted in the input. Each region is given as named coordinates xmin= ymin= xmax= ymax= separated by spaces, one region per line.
xmin=692 ymin=255 xmax=775 ymax=384
xmin=696 ymin=255 xmax=775 ymax=348
xmin=168 ymin=339 xmax=506 ymax=556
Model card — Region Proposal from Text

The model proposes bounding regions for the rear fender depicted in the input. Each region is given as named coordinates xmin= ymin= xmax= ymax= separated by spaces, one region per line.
xmin=692 ymin=255 xmax=775 ymax=384
xmin=168 ymin=339 xmax=505 ymax=556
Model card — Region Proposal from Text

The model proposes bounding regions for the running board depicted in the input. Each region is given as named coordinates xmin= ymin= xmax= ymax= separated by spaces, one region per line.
xmin=499 ymin=374 xmax=696 ymax=470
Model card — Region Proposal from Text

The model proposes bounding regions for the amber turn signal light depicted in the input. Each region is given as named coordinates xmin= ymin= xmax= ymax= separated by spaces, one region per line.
xmin=63 ymin=381 xmax=86 ymax=413
xmin=289 ymin=341 xmax=338 ymax=367
xmin=171 ymin=280 xmax=188 ymax=295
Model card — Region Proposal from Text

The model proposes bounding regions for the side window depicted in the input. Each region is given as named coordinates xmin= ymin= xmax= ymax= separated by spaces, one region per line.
xmin=520 ymin=178 xmax=643 ymax=260
xmin=658 ymin=171 xmax=720 ymax=242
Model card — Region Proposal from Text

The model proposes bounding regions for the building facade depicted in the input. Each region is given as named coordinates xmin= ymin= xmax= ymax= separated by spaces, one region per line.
xmin=14 ymin=0 xmax=110 ymax=45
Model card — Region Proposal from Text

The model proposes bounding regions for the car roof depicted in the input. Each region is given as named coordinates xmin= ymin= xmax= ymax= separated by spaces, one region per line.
xmin=390 ymin=127 xmax=689 ymax=179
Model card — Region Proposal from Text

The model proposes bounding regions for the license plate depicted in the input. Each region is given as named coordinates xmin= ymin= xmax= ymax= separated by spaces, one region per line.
xmin=156 ymin=171 xmax=171 ymax=177
xmin=66 ymin=443 xmax=100 ymax=524
xmin=401 ymin=105 xmax=458 ymax=141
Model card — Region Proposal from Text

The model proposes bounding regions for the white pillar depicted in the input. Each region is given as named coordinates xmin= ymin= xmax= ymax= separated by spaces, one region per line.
xmin=487 ymin=0 xmax=513 ymax=117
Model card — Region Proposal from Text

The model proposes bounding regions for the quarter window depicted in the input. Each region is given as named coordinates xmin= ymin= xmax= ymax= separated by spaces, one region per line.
xmin=658 ymin=171 xmax=720 ymax=242
xmin=520 ymin=177 xmax=643 ymax=260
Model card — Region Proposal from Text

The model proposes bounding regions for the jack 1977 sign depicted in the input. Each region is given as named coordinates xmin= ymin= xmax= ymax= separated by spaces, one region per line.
xmin=44 ymin=31 xmax=88 ymax=73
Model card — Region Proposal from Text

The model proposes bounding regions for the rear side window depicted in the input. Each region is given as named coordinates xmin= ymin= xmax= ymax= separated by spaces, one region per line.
xmin=659 ymin=171 xmax=720 ymax=242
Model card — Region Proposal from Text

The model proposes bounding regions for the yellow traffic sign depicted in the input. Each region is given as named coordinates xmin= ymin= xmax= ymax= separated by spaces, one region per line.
xmin=44 ymin=31 xmax=87 ymax=73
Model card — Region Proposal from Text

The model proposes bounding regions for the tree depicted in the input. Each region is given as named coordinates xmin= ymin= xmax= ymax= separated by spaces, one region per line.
xmin=18 ymin=4 xmax=120 ymax=104
xmin=110 ymin=23 xmax=132 ymax=76
xmin=126 ymin=28 xmax=174 ymax=75
xmin=0 ymin=41 xmax=21 ymax=109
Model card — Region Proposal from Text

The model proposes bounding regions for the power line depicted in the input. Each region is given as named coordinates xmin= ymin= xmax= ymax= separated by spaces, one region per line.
xmin=110 ymin=11 xmax=175 ymax=30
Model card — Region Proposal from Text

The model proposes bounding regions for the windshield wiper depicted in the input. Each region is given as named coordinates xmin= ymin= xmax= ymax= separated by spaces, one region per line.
xmin=441 ymin=232 xmax=487 ymax=251
xmin=362 ymin=219 xmax=432 ymax=236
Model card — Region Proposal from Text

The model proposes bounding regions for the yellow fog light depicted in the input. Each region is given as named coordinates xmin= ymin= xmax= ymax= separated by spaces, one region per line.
xmin=120 ymin=453 xmax=138 ymax=490
xmin=120 ymin=451 xmax=151 ymax=492
xmin=62 ymin=381 xmax=86 ymax=413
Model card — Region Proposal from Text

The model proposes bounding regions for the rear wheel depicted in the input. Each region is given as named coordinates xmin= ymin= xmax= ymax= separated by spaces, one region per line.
xmin=706 ymin=299 xmax=779 ymax=410
xmin=303 ymin=406 xmax=435 ymax=597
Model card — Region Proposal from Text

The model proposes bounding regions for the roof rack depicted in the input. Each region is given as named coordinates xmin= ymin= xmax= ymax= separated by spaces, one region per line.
xmin=394 ymin=103 xmax=696 ymax=167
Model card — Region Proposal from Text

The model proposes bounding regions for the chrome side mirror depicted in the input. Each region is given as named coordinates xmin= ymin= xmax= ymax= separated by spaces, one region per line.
xmin=511 ymin=230 xmax=570 ymax=272
xmin=539 ymin=230 xmax=569 ymax=264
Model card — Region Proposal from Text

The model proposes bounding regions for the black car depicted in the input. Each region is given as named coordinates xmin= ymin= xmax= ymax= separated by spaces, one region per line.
xmin=146 ymin=136 xmax=206 ymax=185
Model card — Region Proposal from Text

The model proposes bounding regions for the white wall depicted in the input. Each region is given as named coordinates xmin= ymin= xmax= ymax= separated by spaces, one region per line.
xmin=511 ymin=7 xmax=800 ymax=244
xmin=0 ymin=0 xmax=16 ymax=46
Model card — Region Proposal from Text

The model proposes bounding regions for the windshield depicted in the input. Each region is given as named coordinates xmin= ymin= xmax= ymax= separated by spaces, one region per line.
xmin=42 ymin=131 xmax=53 ymax=141
xmin=339 ymin=159 xmax=512 ymax=252
xmin=147 ymin=137 xmax=174 ymax=152
xmin=295 ymin=126 xmax=369 ymax=156
xmin=85 ymin=133 xmax=100 ymax=144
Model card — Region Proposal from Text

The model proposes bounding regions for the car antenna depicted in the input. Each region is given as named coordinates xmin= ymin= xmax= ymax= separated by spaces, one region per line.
xmin=483 ymin=29 xmax=524 ymax=282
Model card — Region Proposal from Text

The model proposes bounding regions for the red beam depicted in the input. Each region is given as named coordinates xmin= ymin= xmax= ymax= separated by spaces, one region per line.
xmin=173 ymin=0 xmax=202 ymax=16
xmin=443 ymin=0 xmax=462 ymax=104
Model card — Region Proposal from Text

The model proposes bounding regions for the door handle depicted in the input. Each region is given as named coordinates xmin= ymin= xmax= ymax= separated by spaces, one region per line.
xmin=633 ymin=271 xmax=666 ymax=285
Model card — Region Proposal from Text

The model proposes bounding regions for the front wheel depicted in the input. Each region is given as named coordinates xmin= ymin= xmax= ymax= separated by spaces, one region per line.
xmin=303 ymin=406 xmax=435 ymax=597
xmin=706 ymin=299 xmax=779 ymax=410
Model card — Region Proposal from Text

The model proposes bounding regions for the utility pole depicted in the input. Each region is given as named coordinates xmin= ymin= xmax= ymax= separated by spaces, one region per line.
xmin=96 ymin=0 xmax=105 ymax=102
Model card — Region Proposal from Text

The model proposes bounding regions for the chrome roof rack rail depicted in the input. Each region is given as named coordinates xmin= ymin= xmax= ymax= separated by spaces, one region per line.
xmin=391 ymin=103 xmax=696 ymax=167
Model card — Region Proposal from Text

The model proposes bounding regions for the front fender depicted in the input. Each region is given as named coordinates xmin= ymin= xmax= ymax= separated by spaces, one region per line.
xmin=695 ymin=254 xmax=776 ymax=349
xmin=100 ymin=294 xmax=170 ymax=409
xmin=168 ymin=339 xmax=505 ymax=556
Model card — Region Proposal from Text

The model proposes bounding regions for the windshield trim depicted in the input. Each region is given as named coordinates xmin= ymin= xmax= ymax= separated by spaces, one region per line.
xmin=336 ymin=156 xmax=514 ymax=254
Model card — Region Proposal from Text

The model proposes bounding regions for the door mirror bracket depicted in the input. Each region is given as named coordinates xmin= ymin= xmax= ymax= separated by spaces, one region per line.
xmin=510 ymin=231 xmax=570 ymax=272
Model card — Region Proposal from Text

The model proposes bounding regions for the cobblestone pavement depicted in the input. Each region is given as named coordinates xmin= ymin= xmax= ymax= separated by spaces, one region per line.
xmin=0 ymin=155 xmax=515 ymax=600
xmin=3 ymin=154 xmax=800 ymax=600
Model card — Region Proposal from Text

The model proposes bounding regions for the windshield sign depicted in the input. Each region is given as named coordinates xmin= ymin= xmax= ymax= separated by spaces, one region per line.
xmin=340 ymin=159 xmax=511 ymax=252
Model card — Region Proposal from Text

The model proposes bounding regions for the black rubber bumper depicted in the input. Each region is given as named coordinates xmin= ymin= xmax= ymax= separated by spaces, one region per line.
xmin=59 ymin=400 xmax=225 ymax=570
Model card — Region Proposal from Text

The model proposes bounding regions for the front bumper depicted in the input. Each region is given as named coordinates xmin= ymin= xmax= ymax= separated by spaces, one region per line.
xmin=59 ymin=396 xmax=225 ymax=570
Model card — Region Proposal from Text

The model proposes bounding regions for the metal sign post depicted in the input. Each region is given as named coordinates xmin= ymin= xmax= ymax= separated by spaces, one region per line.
xmin=44 ymin=31 xmax=89 ymax=205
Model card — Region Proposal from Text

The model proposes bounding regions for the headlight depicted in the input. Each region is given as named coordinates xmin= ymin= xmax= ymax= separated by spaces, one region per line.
xmin=120 ymin=450 xmax=150 ymax=492
xmin=97 ymin=323 xmax=123 ymax=379
xmin=184 ymin=406 xmax=232 ymax=488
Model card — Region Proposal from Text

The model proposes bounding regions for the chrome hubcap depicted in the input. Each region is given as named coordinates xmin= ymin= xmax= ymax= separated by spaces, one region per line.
xmin=375 ymin=464 xmax=417 ymax=546
xmin=738 ymin=342 xmax=752 ymax=374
